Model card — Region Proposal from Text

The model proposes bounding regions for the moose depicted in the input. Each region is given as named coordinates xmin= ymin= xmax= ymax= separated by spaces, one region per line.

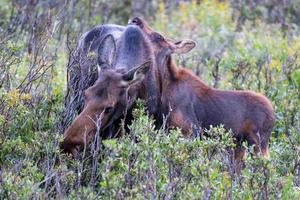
xmin=129 ymin=17 xmax=275 ymax=160
xmin=62 ymin=61 xmax=152 ymax=156
xmin=62 ymin=22 xmax=195 ymax=155
xmin=62 ymin=24 xmax=125 ymax=135
xmin=62 ymin=17 xmax=275 ymax=163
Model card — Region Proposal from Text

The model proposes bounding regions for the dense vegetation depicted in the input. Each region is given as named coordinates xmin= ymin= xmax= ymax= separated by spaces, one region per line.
xmin=0 ymin=0 xmax=299 ymax=199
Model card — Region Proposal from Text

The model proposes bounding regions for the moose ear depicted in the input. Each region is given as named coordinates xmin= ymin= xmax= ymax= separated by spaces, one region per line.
xmin=97 ymin=34 xmax=116 ymax=71
xmin=121 ymin=61 xmax=152 ymax=86
xmin=172 ymin=39 xmax=196 ymax=54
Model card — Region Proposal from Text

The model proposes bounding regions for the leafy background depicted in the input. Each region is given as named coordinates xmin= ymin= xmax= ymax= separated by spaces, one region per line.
xmin=0 ymin=0 xmax=299 ymax=199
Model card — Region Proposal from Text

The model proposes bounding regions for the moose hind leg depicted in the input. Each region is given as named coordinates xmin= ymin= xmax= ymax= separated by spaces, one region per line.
xmin=260 ymin=142 xmax=270 ymax=159
xmin=259 ymin=127 xmax=273 ymax=159
xmin=241 ymin=121 xmax=263 ymax=156
xmin=245 ymin=129 xmax=265 ymax=157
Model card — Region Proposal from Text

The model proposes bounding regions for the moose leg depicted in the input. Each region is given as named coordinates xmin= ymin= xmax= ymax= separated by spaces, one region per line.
xmin=259 ymin=122 xmax=273 ymax=159
xmin=241 ymin=120 xmax=267 ymax=157
xmin=259 ymin=131 xmax=272 ymax=159
xmin=191 ymin=124 xmax=203 ymax=139
xmin=261 ymin=144 xmax=270 ymax=159
xmin=246 ymin=131 xmax=261 ymax=154
xmin=234 ymin=145 xmax=246 ymax=174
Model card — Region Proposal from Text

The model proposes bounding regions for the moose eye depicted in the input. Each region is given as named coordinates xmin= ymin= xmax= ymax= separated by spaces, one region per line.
xmin=152 ymin=33 xmax=164 ymax=42
xmin=104 ymin=107 xmax=114 ymax=114
xmin=132 ymin=18 xmax=140 ymax=24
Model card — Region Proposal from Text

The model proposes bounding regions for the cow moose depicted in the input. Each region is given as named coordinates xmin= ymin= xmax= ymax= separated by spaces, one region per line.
xmin=129 ymin=17 xmax=275 ymax=160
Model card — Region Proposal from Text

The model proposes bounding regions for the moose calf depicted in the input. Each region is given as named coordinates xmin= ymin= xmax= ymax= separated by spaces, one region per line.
xmin=130 ymin=17 xmax=275 ymax=161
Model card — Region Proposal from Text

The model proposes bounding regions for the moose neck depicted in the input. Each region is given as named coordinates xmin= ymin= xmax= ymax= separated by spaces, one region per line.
xmin=163 ymin=55 xmax=180 ymax=82
xmin=162 ymin=55 xmax=211 ymax=94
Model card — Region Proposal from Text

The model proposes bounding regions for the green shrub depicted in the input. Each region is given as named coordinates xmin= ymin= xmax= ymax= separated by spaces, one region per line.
xmin=0 ymin=1 xmax=299 ymax=199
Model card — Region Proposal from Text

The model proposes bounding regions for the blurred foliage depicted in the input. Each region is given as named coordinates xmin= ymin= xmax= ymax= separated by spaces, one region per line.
xmin=0 ymin=0 xmax=299 ymax=199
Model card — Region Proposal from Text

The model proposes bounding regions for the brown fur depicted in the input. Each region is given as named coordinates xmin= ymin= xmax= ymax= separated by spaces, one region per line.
xmin=61 ymin=63 xmax=151 ymax=156
xmin=62 ymin=20 xmax=195 ymax=156
xmin=63 ymin=17 xmax=276 ymax=162
xmin=169 ymin=111 xmax=192 ymax=135
xmin=162 ymin=57 xmax=275 ymax=160
xmin=130 ymin=17 xmax=275 ymax=161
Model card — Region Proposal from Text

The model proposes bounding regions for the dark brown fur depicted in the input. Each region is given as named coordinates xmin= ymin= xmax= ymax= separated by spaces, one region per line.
xmin=130 ymin=17 xmax=275 ymax=160
xmin=62 ymin=63 xmax=151 ymax=156
xmin=64 ymin=17 xmax=275 ymax=161
xmin=163 ymin=57 xmax=275 ymax=159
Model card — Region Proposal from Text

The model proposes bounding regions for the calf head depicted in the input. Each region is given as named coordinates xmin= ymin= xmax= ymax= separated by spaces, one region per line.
xmin=128 ymin=17 xmax=196 ymax=73
xmin=62 ymin=60 xmax=151 ymax=156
